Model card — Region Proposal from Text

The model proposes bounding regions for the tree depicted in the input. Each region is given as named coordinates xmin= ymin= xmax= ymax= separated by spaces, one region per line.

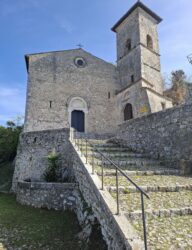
xmin=171 ymin=70 xmax=186 ymax=89
xmin=0 ymin=121 xmax=23 ymax=164
xmin=164 ymin=70 xmax=188 ymax=105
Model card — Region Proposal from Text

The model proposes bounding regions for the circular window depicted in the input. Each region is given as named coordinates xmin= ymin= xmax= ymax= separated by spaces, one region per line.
xmin=74 ymin=57 xmax=86 ymax=68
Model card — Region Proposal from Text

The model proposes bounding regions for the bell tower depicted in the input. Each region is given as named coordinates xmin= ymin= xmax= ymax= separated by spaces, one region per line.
xmin=112 ymin=1 xmax=172 ymax=119
xmin=112 ymin=1 xmax=163 ymax=94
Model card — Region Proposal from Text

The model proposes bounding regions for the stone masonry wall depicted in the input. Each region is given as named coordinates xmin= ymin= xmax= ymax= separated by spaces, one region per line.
xmin=17 ymin=182 xmax=77 ymax=210
xmin=115 ymin=104 xmax=192 ymax=170
xmin=71 ymin=142 xmax=143 ymax=250
xmin=16 ymin=181 xmax=97 ymax=240
xmin=24 ymin=49 xmax=120 ymax=134
xmin=12 ymin=128 xmax=73 ymax=192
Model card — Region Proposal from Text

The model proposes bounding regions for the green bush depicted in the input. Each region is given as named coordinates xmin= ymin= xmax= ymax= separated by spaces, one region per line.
xmin=43 ymin=149 xmax=59 ymax=182
xmin=0 ymin=121 xmax=22 ymax=164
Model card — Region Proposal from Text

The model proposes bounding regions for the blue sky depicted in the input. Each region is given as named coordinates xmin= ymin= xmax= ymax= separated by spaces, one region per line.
xmin=0 ymin=0 xmax=192 ymax=125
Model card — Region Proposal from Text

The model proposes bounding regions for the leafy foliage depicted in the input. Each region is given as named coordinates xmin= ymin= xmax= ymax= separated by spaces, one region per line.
xmin=0 ymin=121 xmax=23 ymax=164
xmin=43 ymin=149 xmax=60 ymax=182
xmin=164 ymin=70 xmax=189 ymax=105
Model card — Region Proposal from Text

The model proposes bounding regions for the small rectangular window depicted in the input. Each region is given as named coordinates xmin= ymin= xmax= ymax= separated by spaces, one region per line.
xmin=131 ymin=75 xmax=134 ymax=83
xmin=108 ymin=92 xmax=111 ymax=99
xmin=161 ymin=102 xmax=166 ymax=110
xmin=49 ymin=101 xmax=52 ymax=108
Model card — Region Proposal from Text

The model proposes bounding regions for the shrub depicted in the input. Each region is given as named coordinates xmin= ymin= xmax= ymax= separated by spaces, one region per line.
xmin=43 ymin=149 xmax=59 ymax=182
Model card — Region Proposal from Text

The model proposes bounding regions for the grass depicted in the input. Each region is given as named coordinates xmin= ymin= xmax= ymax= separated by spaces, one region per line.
xmin=0 ymin=162 xmax=14 ymax=192
xmin=0 ymin=162 xmax=107 ymax=250
xmin=0 ymin=193 xmax=83 ymax=250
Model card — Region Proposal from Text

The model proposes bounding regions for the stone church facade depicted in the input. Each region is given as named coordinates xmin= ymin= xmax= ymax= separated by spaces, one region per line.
xmin=23 ymin=1 xmax=172 ymax=134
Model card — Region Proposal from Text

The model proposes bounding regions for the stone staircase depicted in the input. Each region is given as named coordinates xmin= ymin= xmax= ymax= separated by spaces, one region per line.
xmin=79 ymin=139 xmax=192 ymax=250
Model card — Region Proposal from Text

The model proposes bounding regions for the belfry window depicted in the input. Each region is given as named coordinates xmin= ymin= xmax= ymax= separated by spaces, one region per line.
xmin=147 ymin=35 xmax=153 ymax=49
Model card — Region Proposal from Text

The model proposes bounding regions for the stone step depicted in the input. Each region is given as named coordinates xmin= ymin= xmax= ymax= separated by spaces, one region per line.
xmin=108 ymin=184 xmax=192 ymax=193
xmin=111 ymin=190 xmax=192 ymax=213
xmin=132 ymin=215 xmax=192 ymax=249
xmin=90 ymin=158 xmax=163 ymax=167
xmin=86 ymin=152 xmax=147 ymax=159
xmin=93 ymin=164 xmax=177 ymax=173
xmin=83 ymin=139 xmax=108 ymax=144
xmin=97 ymin=169 xmax=180 ymax=177
xmin=76 ymin=142 xmax=122 ymax=148
xmin=127 ymin=207 xmax=192 ymax=220
xmin=79 ymin=146 xmax=132 ymax=152
xmin=104 ymin=175 xmax=192 ymax=188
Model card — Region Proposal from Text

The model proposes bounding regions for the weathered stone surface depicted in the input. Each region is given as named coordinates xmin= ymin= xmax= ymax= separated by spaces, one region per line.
xmin=115 ymin=103 xmax=192 ymax=169
xmin=71 ymin=142 xmax=144 ymax=250
xmin=12 ymin=129 xmax=73 ymax=192
xmin=16 ymin=181 xmax=98 ymax=241
xmin=24 ymin=49 xmax=120 ymax=134
xmin=17 ymin=182 xmax=77 ymax=210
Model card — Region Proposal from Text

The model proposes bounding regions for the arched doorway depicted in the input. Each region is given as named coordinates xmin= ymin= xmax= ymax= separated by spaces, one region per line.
xmin=71 ymin=110 xmax=85 ymax=132
xmin=124 ymin=103 xmax=133 ymax=121
xmin=68 ymin=97 xmax=88 ymax=132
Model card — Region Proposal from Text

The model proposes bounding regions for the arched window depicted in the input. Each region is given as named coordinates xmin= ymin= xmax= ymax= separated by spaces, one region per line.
xmin=125 ymin=39 xmax=132 ymax=53
xmin=147 ymin=35 xmax=153 ymax=49
xmin=124 ymin=103 xmax=133 ymax=121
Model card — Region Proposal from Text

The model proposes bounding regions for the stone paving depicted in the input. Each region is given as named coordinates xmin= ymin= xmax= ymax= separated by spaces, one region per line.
xmin=111 ymin=191 xmax=192 ymax=212
xmin=104 ymin=175 xmax=192 ymax=187
xmin=133 ymin=216 xmax=192 ymax=250
xmin=79 ymin=139 xmax=192 ymax=250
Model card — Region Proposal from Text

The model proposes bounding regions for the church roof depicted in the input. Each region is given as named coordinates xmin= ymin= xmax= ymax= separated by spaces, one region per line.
xmin=111 ymin=1 xmax=162 ymax=32
xmin=25 ymin=48 xmax=115 ymax=72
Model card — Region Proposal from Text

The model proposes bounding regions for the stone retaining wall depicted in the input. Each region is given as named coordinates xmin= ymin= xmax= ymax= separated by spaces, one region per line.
xmin=16 ymin=181 xmax=96 ymax=241
xmin=115 ymin=104 xmax=192 ymax=170
xmin=71 ymin=142 xmax=143 ymax=250
xmin=12 ymin=128 xmax=73 ymax=192
xmin=17 ymin=182 xmax=78 ymax=210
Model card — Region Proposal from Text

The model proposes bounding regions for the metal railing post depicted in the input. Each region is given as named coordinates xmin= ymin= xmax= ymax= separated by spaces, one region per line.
xmin=77 ymin=137 xmax=79 ymax=150
xmin=74 ymin=130 xmax=77 ymax=145
xmin=116 ymin=168 xmax=120 ymax=215
xmin=81 ymin=136 xmax=83 ymax=156
xmin=101 ymin=157 xmax=104 ymax=190
xmin=86 ymin=139 xmax=88 ymax=164
xmin=141 ymin=193 xmax=148 ymax=250
xmin=92 ymin=149 xmax=94 ymax=174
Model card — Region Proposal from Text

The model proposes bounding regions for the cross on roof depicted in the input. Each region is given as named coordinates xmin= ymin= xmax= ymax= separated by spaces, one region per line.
xmin=77 ymin=44 xmax=83 ymax=49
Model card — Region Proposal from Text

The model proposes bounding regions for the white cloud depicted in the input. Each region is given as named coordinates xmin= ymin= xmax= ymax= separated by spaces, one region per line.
xmin=0 ymin=87 xmax=20 ymax=97
xmin=0 ymin=84 xmax=26 ymax=125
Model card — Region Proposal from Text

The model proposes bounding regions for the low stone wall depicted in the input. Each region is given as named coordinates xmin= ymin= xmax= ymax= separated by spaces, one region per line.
xmin=17 ymin=181 xmax=77 ymax=210
xmin=71 ymin=142 xmax=143 ymax=250
xmin=12 ymin=128 xmax=73 ymax=192
xmin=16 ymin=181 xmax=97 ymax=240
xmin=115 ymin=104 xmax=192 ymax=171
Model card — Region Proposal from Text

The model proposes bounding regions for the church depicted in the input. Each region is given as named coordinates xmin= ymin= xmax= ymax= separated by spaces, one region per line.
xmin=23 ymin=1 xmax=172 ymax=134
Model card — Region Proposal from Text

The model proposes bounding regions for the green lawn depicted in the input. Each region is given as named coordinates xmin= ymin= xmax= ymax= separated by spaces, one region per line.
xmin=0 ymin=193 xmax=83 ymax=250
xmin=0 ymin=162 xmax=107 ymax=250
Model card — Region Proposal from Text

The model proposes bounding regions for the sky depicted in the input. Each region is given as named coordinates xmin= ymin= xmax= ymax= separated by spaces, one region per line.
xmin=0 ymin=0 xmax=192 ymax=125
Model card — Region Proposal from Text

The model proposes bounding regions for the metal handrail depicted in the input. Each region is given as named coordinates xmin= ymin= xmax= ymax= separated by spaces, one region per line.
xmin=86 ymin=138 xmax=149 ymax=198
xmin=71 ymin=128 xmax=149 ymax=250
